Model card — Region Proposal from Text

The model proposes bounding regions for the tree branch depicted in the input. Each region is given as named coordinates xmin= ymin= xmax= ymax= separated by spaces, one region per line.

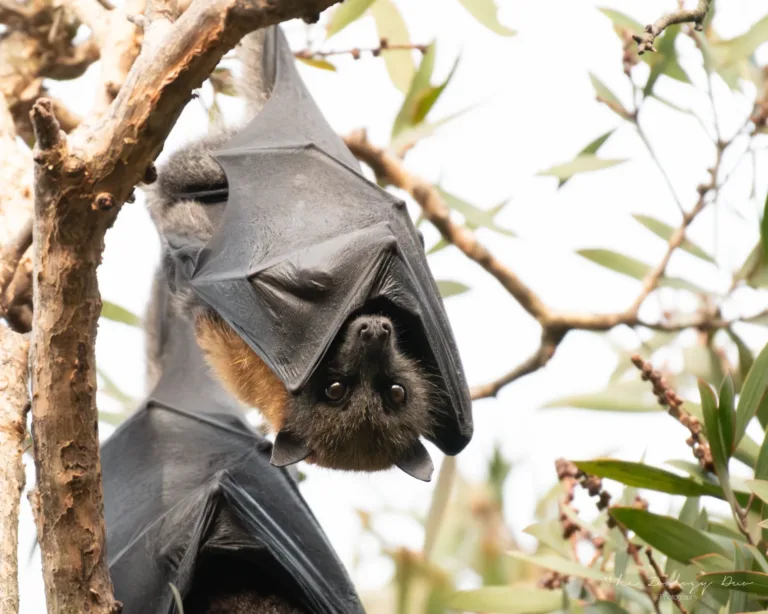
xmin=633 ymin=0 xmax=712 ymax=54
xmin=0 ymin=326 xmax=30 ymax=614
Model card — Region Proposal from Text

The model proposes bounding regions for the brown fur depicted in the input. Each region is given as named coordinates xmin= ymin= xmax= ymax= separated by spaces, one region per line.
xmin=195 ymin=313 xmax=289 ymax=430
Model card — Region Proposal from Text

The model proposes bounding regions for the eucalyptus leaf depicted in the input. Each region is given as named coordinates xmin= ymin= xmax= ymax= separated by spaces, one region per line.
xmin=543 ymin=381 xmax=664 ymax=413
xmin=572 ymin=459 xmax=723 ymax=498
xmin=392 ymin=44 xmax=436 ymax=138
xmin=436 ymin=280 xmax=470 ymax=299
xmin=610 ymin=507 xmax=726 ymax=563
xmin=101 ymin=301 xmax=141 ymax=327
xmin=325 ymin=0 xmax=376 ymax=38
xmin=632 ymin=213 xmax=714 ymax=263
xmin=446 ymin=587 xmax=563 ymax=613
xmin=700 ymin=379 xmax=738 ymax=510
xmin=735 ymin=342 xmax=768 ymax=446
xmin=296 ymin=57 xmax=337 ymax=72
xmin=438 ymin=187 xmax=514 ymax=237
xmin=559 ymin=129 xmax=616 ymax=188
xmin=539 ymin=155 xmax=626 ymax=181
xmin=589 ymin=73 xmax=628 ymax=117
xmin=370 ymin=0 xmax=415 ymax=94
xmin=456 ymin=0 xmax=516 ymax=36
xmin=713 ymin=14 xmax=768 ymax=67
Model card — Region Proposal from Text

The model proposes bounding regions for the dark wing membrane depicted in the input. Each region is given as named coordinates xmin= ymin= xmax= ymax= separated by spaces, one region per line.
xmin=103 ymin=405 xmax=364 ymax=614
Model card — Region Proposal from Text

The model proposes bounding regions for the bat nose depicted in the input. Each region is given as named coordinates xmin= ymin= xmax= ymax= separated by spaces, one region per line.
xmin=358 ymin=317 xmax=392 ymax=347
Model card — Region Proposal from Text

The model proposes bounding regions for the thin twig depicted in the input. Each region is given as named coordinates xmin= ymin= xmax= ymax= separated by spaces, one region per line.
xmin=646 ymin=548 xmax=690 ymax=614
xmin=295 ymin=38 xmax=427 ymax=61
xmin=633 ymin=0 xmax=712 ymax=54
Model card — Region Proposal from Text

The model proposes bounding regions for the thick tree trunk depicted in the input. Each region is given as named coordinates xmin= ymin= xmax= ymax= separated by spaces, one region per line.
xmin=0 ymin=327 xmax=29 ymax=614
xmin=29 ymin=101 xmax=119 ymax=613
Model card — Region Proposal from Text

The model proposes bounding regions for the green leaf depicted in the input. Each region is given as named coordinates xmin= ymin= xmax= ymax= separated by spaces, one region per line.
xmin=589 ymin=73 xmax=628 ymax=117
xmin=610 ymin=507 xmax=726 ymax=563
xmin=632 ymin=214 xmax=714 ymax=263
xmin=523 ymin=521 xmax=571 ymax=558
xmin=413 ymin=64 xmax=460 ymax=128
xmin=559 ymin=129 xmax=616 ymax=188
xmin=437 ymin=187 xmax=514 ymax=237
xmin=389 ymin=105 xmax=475 ymax=153
xmin=370 ymin=0 xmax=415 ymax=94
xmin=543 ymin=381 xmax=665 ymax=413
xmin=735 ymin=342 xmax=768 ymax=446
xmin=586 ymin=603 xmax=630 ymax=614
xmin=572 ymin=459 xmax=722 ymax=498
xmin=427 ymin=237 xmax=449 ymax=255
xmin=392 ymin=43 xmax=436 ymax=138
xmin=683 ymin=345 xmax=726 ymax=386
xmin=684 ymin=399 xmax=761 ymax=468
xmin=746 ymin=479 xmax=768 ymax=505
xmin=719 ymin=375 xmax=736 ymax=456
xmin=713 ymin=14 xmax=768 ymax=66
xmin=761 ymin=192 xmax=768 ymax=264
xmin=446 ymin=587 xmax=564 ymax=614
xmin=325 ymin=0 xmax=376 ymax=38
xmin=456 ymin=0 xmax=516 ymax=36
xmin=700 ymin=379 xmax=738 ymax=509
xmin=697 ymin=571 xmax=768 ymax=596
xmin=538 ymin=155 xmax=626 ymax=181
xmin=597 ymin=7 xmax=643 ymax=35
xmin=436 ymin=280 xmax=470 ymax=299
xmin=756 ymin=430 xmax=768 ymax=480
xmin=727 ymin=327 xmax=754 ymax=386
xmin=576 ymin=249 xmax=704 ymax=293
xmin=101 ymin=301 xmax=141 ymax=327
xmin=509 ymin=552 xmax=609 ymax=582
xmin=296 ymin=57 xmax=337 ymax=71
xmin=691 ymin=552 xmax=737 ymax=572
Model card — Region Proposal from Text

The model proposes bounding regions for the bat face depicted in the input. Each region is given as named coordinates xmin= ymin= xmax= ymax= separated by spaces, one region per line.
xmin=195 ymin=310 xmax=437 ymax=481
xmin=279 ymin=313 xmax=436 ymax=476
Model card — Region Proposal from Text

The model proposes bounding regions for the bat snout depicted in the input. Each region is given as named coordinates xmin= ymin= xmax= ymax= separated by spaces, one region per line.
xmin=354 ymin=316 xmax=392 ymax=354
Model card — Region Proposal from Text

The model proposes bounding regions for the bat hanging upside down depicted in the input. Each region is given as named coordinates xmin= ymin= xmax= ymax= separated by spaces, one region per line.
xmin=147 ymin=26 xmax=473 ymax=480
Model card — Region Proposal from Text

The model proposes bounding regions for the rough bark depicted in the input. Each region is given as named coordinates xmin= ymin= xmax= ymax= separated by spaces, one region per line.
xmin=26 ymin=1 xmax=341 ymax=612
xmin=0 ymin=312 xmax=30 ymax=614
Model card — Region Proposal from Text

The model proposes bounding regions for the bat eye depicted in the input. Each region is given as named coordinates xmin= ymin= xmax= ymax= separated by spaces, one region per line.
xmin=389 ymin=384 xmax=407 ymax=405
xmin=325 ymin=381 xmax=347 ymax=402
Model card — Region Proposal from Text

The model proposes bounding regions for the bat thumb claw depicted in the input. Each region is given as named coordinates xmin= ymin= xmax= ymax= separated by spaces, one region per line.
xmin=271 ymin=430 xmax=312 ymax=467
xmin=395 ymin=440 xmax=434 ymax=482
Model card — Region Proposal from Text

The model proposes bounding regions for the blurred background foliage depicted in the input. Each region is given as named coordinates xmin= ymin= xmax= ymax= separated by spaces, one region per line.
xmin=92 ymin=0 xmax=768 ymax=612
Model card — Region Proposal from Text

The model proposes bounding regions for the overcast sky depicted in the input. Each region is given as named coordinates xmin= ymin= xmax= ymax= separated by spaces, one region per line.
xmin=17 ymin=0 xmax=768 ymax=610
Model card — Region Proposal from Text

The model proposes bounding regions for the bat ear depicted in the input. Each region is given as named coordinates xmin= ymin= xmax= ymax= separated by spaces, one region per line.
xmin=162 ymin=233 xmax=205 ymax=293
xmin=271 ymin=430 xmax=312 ymax=467
xmin=395 ymin=440 xmax=434 ymax=482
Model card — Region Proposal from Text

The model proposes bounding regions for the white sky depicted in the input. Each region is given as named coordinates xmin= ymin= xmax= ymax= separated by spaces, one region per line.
xmin=16 ymin=0 xmax=768 ymax=611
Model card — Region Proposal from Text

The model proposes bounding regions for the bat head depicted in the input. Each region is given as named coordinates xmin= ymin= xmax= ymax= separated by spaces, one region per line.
xmin=274 ymin=311 xmax=436 ymax=480
xmin=195 ymin=309 xmax=436 ymax=481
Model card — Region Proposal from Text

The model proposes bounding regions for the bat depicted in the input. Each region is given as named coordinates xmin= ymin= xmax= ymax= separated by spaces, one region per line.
xmin=158 ymin=25 xmax=473 ymax=480
xmin=101 ymin=279 xmax=365 ymax=614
